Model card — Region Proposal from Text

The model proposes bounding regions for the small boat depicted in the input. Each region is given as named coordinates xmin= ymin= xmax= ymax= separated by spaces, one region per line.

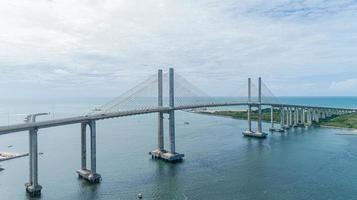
xmin=184 ymin=122 xmax=190 ymax=125
xmin=137 ymin=193 xmax=143 ymax=199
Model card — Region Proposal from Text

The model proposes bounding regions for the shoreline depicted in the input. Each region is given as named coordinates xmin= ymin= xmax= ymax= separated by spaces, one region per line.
xmin=319 ymin=125 xmax=357 ymax=132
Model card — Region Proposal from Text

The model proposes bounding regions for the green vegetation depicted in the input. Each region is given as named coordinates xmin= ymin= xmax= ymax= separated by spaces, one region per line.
xmin=201 ymin=108 xmax=280 ymax=123
xmin=201 ymin=109 xmax=357 ymax=129
xmin=319 ymin=113 xmax=357 ymax=129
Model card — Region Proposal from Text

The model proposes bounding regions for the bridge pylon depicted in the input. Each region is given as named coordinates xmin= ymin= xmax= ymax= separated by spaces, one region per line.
xmin=150 ymin=68 xmax=184 ymax=162
xmin=243 ymin=77 xmax=267 ymax=138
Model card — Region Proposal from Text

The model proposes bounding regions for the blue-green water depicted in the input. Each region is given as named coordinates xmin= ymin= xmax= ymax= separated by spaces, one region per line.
xmin=1 ymin=97 xmax=357 ymax=200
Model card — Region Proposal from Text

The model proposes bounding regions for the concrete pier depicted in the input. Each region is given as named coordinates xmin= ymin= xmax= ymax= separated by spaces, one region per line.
xmin=289 ymin=107 xmax=293 ymax=127
xmin=293 ymin=107 xmax=298 ymax=127
xmin=282 ymin=107 xmax=290 ymax=130
xmin=25 ymin=128 xmax=42 ymax=197
xmin=77 ymin=120 xmax=102 ymax=183
xmin=270 ymin=106 xmax=284 ymax=132
xmin=315 ymin=110 xmax=320 ymax=123
xmin=284 ymin=107 xmax=290 ymax=129
xmin=307 ymin=109 xmax=312 ymax=126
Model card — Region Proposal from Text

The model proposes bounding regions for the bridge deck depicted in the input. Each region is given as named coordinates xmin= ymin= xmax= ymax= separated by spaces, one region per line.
xmin=0 ymin=102 xmax=355 ymax=135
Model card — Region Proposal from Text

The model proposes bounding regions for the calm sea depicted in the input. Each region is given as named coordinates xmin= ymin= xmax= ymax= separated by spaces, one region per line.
xmin=0 ymin=96 xmax=357 ymax=200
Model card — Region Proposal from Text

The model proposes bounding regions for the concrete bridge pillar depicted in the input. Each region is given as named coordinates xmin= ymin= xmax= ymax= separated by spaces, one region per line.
xmin=285 ymin=107 xmax=289 ymax=129
xmin=270 ymin=106 xmax=284 ymax=132
xmin=289 ymin=107 xmax=293 ymax=127
xmin=315 ymin=110 xmax=320 ymax=123
xmin=25 ymin=128 xmax=42 ymax=197
xmin=302 ymin=108 xmax=305 ymax=126
xmin=321 ymin=111 xmax=326 ymax=119
xmin=307 ymin=109 xmax=312 ymax=125
xmin=294 ymin=108 xmax=297 ymax=125
xmin=280 ymin=106 xmax=285 ymax=129
xmin=286 ymin=107 xmax=289 ymax=127
xmin=270 ymin=106 xmax=274 ymax=129
xmin=296 ymin=107 xmax=300 ymax=126
xmin=77 ymin=120 xmax=102 ymax=183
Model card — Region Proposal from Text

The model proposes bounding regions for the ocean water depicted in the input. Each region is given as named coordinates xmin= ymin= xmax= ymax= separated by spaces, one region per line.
xmin=0 ymin=97 xmax=357 ymax=200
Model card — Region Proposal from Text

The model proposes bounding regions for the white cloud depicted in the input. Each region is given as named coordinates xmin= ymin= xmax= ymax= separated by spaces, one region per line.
xmin=0 ymin=0 xmax=357 ymax=97
xmin=330 ymin=79 xmax=357 ymax=92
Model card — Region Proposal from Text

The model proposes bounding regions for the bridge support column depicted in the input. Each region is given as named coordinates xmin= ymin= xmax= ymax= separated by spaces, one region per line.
xmin=289 ymin=107 xmax=293 ymax=127
xmin=271 ymin=106 xmax=274 ymax=129
xmin=315 ymin=110 xmax=320 ymax=123
xmin=283 ymin=107 xmax=290 ymax=130
xmin=321 ymin=111 xmax=326 ymax=119
xmin=293 ymin=107 xmax=298 ymax=127
xmin=270 ymin=106 xmax=284 ymax=132
xmin=286 ymin=108 xmax=290 ymax=127
xmin=307 ymin=108 xmax=312 ymax=126
xmin=26 ymin=128 xmax=42 ymax=197
xmin=77 ymin=120 xmax=102 ymax=183
xmin=151 ymin=68 xmax=184 ymax=162
xmin=247 ymin=104 xmax=252 ymax=132
xmin=269 ymin=106 xmax=275 ymax=131
xmin=280 ymin=106 xmax=285 ymax=130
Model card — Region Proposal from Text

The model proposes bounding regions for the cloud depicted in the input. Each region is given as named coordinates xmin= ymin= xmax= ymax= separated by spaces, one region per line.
xmin=330 ymin=79 xmax=357 ymax=92
xmin=0 ymin=0 xmax=357 ymax=97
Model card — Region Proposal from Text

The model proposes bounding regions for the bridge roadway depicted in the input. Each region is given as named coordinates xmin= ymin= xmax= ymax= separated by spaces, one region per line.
xmin=0 ymin=102 xmax=355 ymax=135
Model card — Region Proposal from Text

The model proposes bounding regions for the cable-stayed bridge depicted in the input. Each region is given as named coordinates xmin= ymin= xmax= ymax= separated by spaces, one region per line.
xmin=0 ymin=68 xmax=355 ymax=197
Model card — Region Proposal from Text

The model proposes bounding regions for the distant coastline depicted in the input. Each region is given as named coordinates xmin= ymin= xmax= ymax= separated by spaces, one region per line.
xmin=192 ymin=108 xmax=357 ymax=131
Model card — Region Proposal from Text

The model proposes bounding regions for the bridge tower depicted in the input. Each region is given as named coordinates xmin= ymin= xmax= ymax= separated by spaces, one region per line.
xmin=243 ymin=77 xmax=267 ymax=138
xmin=150 ymin=68 xmax=184 ymax=162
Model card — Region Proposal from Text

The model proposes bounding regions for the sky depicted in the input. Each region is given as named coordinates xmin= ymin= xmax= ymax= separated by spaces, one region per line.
xmin=0 ymin=0 xmax=357 ymax=99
